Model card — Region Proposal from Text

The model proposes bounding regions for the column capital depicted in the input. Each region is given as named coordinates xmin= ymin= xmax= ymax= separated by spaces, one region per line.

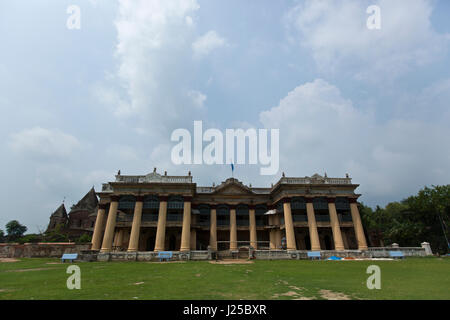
xmin=159 ymin=195 xmax=169 ymax=202
xmin=210 ymin=204 xmax=217 ymax=209
xmin=110 ymin=195 xmax=119 ymax=202
xmin=136 ymin=195 xmax=144 ymax=202
xmin=183 ymin=196 xmax=193 ymax=202
xmin=248 ymin=204 xmax=256 ymax=210
xmin=229 ymin=204 xmax=237 ymax=210
xmin=98 ymin=203 xmax=107 ymax=210
xmin=327 ymin=197 xmax=336 ymax=203
xmin=282 ymin=197 xmax=291 ymax=204
xmin=305 ymin=196 xmax=314 ymax=203
xmin=348 ymin=197 xmax=358 ymax=204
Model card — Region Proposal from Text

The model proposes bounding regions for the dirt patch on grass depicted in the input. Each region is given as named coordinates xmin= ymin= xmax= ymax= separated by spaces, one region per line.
xmin=272 ymin=282 xmax=315 ymax=300
xmin=319 ymin=289 xmax=351 ymax=300
xmin=210 ymin=259 xmax=254 ymax=264
xmin=5 ymin=267 xmax=57 ymax=273
xmin=0 ymin=258 xmax=19 ymax=263
xmin=146 ymin=261 xmax=186 ymax=264
xmin=272 ymin=290 xmax=314 ymax=300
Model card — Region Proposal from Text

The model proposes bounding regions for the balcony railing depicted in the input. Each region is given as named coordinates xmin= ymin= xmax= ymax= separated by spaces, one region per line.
xmin=293 ymin=215 xmax=308 ymax=222
xmin=339 ymin=215 xmax=353 ymax=222
xmin=217 ymin=220 xmax=230 ymax=226
xmin=195 ymin=221 xmax=210 ymax=226
xmin=315 ymin=215 xmax=330 ymax=222
xmin=116 ymin=215 xmax=133 ymax=222
xmin=167 ymin=214 xmax=183 ymax=221
xmin=142 ymin=214 xmax=158 ymax=222
xmin=237 ymin=220 xmax=249 ymax=226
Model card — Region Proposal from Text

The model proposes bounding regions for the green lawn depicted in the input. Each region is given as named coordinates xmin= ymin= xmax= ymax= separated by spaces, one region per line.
xmin=0 ymin=257 xmax=448 ymax=300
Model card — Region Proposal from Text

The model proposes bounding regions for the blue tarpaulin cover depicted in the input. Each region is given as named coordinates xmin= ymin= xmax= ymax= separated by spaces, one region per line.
xmin=327 ymin=256 xmax=342 ymax=260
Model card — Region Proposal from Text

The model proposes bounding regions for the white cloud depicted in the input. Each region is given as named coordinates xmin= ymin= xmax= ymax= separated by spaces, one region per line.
xmin=187 ymin=90 xmax=207 ymax=109
xmin=259 ymin=79 xmax=450 ymax=203
xmin=192 ymin=30 xmax=228 ymax=58
xmin=9 ymin=127 xmax=81 ymax=159
xmin=285 ymin=0 xmax=448 ymax=81
xmin=98 ymin=0 xmax=204 ymax=135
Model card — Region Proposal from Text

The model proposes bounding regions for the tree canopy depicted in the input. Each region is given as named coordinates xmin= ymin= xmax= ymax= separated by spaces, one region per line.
xmin=5 ymin=220 xmax=28 ymax=241
xmin=360 ymin=185 xmax=449 ymax=254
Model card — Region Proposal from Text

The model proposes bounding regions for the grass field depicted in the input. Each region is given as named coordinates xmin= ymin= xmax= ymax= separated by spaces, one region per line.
xmin=0 ymin=257 xmax=449 ymax=300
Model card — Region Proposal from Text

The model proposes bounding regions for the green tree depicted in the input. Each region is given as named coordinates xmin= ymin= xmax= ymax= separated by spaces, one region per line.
xmin=361 ymin=185 xmax=450 ymax=254
xmin=17 ymin=234 xmax=42 ymax=244
xmin=0 ymin=229 xmax=5 ymax=242
xmin=5 ymin=220 xmax=27 ymax=241
xmin=76 ymin=233 xmax=92 ymax=243
xmin=43 ymin=223 xmax=69 ymax=242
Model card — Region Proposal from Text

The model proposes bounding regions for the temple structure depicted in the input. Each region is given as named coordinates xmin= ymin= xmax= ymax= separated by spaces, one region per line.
xmin=47 ymin=187 xmax=98 ymax=237
xmin=91 ymin=170 xmax=368 ymax=254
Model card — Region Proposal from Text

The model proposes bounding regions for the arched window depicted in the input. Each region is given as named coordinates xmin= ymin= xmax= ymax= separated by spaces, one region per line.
xmin=291 ymin=197 xmax=306 ymax=210
xmin=143 ymin=195 xmax=159 ymax=209
xmin=236 ymin=204 xmax=249 ymax=226
xmin=335 ymin=197 xmax=350 ymax=210
xmin=217 ymin=205 xmax=230 ymax=226
xmin=198 ymin=204 xmax=210 ymax=226
xmin=168 ymin=195 xmax=184 ymax=210
xmin=255 ymin=204 xmax=267 ymax=226
xmin=313 ymin=197 xmax=328 ymax=211
xmin=118 ymin=195 xmax=136 ymax=209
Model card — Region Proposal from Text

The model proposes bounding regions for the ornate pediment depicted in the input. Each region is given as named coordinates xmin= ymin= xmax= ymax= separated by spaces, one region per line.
xmin=142 ymin=172 xmax=163 ymax=182
xmin=310 ymin=173 xmax=325 ymax=183
xmin=213 ymin=178 xmax=254 ymax=195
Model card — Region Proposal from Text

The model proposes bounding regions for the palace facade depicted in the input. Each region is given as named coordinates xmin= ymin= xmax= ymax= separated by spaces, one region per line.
xmin=90 ymin=170 xmax=368 ymax=253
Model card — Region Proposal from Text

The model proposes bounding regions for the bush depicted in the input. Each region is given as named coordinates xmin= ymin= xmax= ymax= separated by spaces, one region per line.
xmin=16 ymin=234 xmax=42 ymax=244
xmin=76 ymin=234 xmax=92 ymax=243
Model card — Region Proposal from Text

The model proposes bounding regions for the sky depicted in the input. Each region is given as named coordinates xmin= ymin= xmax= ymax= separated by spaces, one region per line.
xmin=0 ymin=0 xmax=449 ymax=233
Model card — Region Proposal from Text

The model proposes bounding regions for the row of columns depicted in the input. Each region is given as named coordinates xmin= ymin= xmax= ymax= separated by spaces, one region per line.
xmin=91 ymin=196 xmax=368 ymax=252
xmin=283 ymin=197 xmax=368 ymax=251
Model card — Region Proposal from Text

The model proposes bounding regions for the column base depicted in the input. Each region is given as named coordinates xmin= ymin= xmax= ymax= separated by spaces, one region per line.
xmin=358 ymin=246 xmax=368 ymax=251
xmin=180 ymin=248 xmax=190 ymax=252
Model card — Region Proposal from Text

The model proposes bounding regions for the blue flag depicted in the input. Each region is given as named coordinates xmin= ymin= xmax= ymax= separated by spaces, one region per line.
xmin=231 ymin=163 xmax=234 ymax=172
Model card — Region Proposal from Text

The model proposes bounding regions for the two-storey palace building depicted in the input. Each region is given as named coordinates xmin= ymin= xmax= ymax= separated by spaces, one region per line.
xmin=91 ymin=170 xmax=368 ymax=253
